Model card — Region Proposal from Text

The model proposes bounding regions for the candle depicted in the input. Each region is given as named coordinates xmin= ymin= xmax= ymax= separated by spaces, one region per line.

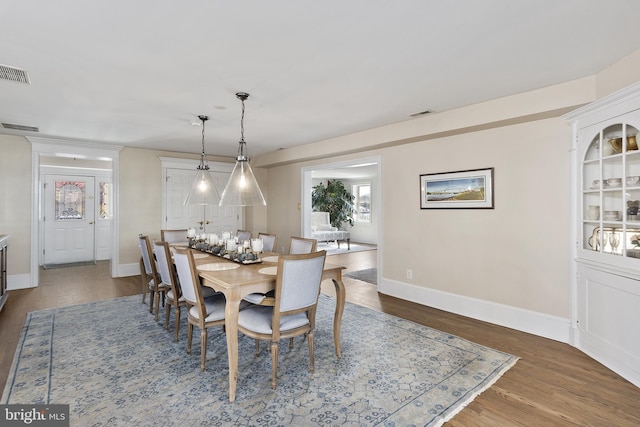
xmin=226 ymin=239 xmax=236 ymax=252
xmin=222 ymin=231 xmax=231 ymax=240
xmin=187 ymin=228 xmax=196 ymax=238
xmin=251 ymin=238 xmax=263 ymax=253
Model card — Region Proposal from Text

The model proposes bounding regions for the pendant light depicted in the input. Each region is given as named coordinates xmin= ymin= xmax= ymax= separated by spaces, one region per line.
xmin=183 ymin=115 xmax=220 ymax=206
xmin=219 ymin=92 xmax=267 ymax=206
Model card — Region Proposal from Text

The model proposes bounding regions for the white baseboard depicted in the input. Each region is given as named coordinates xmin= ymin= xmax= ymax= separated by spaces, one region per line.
xmin=378 ymin=278 xmax=571 ymax=344
xmin=7 ymin=273 xmax=35 ymax=290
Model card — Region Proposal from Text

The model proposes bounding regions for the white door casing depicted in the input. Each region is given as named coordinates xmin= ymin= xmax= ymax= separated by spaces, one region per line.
xmin=43 ymin=174 xmax=95 ymax=265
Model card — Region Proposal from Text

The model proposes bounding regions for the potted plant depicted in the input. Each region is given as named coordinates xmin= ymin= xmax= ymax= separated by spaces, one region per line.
xmin=311 ymin=180 xmax=355 ymax=229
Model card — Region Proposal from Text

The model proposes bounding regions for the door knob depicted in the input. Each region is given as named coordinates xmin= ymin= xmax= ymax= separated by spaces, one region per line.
xmin=89 ymin=221 xmax=94 ymax=225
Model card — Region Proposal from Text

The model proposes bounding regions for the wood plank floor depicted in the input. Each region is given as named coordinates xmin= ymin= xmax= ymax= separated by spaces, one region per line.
xmin=1 ymin=250 xmax=639 ymax=426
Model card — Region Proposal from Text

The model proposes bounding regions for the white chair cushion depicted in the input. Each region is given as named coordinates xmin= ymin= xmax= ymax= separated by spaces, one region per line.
xmin=243 ymin=293 xmax=266 ymax=304
xmin=189 ymin=294 xmax=226 ymax=322
xmin=238 ymin=305 xmax=309 ymax=335
xmin=315 ymin=224 xmax=335 ymax=231
xmin=166 ymin=289 xmax=186 ymax=302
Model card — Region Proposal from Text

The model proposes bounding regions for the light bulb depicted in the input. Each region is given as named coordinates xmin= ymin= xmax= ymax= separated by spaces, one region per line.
xmin=239 ymin=173 xmax=246 ymax=188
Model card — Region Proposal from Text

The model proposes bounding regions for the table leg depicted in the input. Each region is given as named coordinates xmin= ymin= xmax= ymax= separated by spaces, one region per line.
xmin=331 ymin=276 xmax=346 ymax=358
xmin=224 ymin=290 xmax=241 ymax=402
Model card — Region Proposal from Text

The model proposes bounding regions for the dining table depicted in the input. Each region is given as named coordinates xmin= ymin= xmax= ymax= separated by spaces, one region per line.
xmin=188 ymin=249 xmax=347 ymax=402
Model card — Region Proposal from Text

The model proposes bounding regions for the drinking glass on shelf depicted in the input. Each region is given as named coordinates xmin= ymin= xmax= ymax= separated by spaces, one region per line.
xmin=609 ymin=232 xmax=620 ymax=255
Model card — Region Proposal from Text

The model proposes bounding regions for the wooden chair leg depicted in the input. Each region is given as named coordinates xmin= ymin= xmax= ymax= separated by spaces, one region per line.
xmin=140 ymin=258 xmax=147 ymax=304
xmin=165 ymin=304 xmax=171 ymax=330
xmin=187 ymin=323 xmax=193 ymax=355
xmin=174 ymin=307 xmax=181 ymax=342
xmin=200 ymin=328 xmax=208 ymax=372
xmin=271 ymin=341 xmax=279 ymax=390
xmin=254 ymin=339 xmax=261 ymax=356
xmin=154 ymin=292 xmax=161 ymax=321
xmin=149 ymin=290 xmax=155 ymax=314
xmin=289 ymin=337 xmax=294 ymax=350
xmin=309 ymin=331 xmax=315 ymax=374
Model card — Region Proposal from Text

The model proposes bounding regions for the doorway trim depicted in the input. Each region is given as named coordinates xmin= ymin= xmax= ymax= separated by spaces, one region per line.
xmin=301 ymin=155 xmax=382 ymax=284
xmin=29 ymin=137 xmax=123 ymax=286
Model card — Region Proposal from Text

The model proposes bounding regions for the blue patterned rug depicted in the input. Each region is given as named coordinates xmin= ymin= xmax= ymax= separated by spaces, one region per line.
xmin=2 ymin=295 xmax=518 ymax=426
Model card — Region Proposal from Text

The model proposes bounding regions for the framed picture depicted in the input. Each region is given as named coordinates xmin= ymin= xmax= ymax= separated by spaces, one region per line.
xmin=420 ymin=167 xmax=494 ymax=209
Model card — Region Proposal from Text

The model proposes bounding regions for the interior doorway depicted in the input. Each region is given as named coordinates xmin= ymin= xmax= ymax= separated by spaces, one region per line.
xmin=301 ymin=156 xmax=382 ymax=284
xmin=29 ymin=137 xmax=122 ymax=287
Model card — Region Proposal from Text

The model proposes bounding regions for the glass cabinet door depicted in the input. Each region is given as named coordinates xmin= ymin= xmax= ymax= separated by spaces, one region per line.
xmin=581 ymin=122 xmax=640 ymax=259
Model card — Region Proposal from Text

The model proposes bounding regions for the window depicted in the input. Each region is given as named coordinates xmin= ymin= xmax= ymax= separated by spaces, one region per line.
xmin=54 ymin=181 xmax=85 ymax=220
xmin=99 ymin=181 xmax=111 ymax=219
xmin=353 ymin=183 xmax=371 ymax=223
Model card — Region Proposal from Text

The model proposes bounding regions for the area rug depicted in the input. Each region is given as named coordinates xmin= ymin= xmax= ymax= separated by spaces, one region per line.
xmin=317 ymin=242 xmax=377 ymax=256
xmin=345 ymin=268 xmax=378 ymax=285
xmin=2 ymin=295 xmax=518 ymax=426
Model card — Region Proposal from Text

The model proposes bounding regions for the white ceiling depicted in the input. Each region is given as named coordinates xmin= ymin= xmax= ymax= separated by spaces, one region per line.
xmin=2 ymin=0 xmax=640 ymax=159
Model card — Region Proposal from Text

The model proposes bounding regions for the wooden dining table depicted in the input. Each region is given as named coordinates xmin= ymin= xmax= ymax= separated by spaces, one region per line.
xmin=191 ymin=250 xmax=346 ymax=402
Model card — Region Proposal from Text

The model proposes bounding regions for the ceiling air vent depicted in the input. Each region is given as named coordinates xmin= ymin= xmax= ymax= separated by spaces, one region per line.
xmin=0 ymin=64 xmax=30 ymax=84
xmin=409 ymin=109 xmax=432 ymax=117
xmin=1 ymin=122 xmax=39 ymax=132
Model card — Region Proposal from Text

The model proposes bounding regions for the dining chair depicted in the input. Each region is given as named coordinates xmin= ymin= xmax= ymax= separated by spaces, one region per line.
xmin=139 ymin=235 xmax=169 ymax=320
xmin=154 ymin=240 xmax=187 ymax=342
xmin=160 ymin=229 xmax=189 ymax=245
xmin=242 ymin=234 xmax=313 ymax=307
xmin=237 ymin=250 xmax=327 ymax=389
xmin=258 ymin=232 xmax=277 ymax=253
xmin=173 ymin=248 xmax=227 ymax=372
xmin=237 ymin=230 xmax=251 ymax=242
xmin=289 ymin=236 xmax=317 ymax=254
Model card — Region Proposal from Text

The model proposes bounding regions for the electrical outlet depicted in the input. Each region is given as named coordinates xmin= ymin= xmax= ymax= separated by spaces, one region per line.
xmin=406 ymin=269 xmax=413 ymax=279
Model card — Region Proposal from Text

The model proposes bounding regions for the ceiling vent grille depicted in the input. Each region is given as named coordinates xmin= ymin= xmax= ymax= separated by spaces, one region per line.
xmin=409 ymin=109 xmax=432 ymax=117
xmin=1 ymin=122 xmax=39 ymax=132
xmin=0 ymin=64 xmax=30 ymax=84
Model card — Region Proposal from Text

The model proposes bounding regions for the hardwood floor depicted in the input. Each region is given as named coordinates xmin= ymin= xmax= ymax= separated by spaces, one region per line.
xmin=1 ymin=251 xmax=639 ymax=426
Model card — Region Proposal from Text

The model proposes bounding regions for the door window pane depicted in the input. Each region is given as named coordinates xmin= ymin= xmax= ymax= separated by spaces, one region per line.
xmin=55 ymin=181 xmax=85 ymax=220
xmin=99 ymin=182 xmax=111 ymax=219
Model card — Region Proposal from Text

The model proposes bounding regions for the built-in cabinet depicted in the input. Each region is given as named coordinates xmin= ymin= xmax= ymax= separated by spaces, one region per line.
xmin=565 ymin=82 xmax=640 ymax=388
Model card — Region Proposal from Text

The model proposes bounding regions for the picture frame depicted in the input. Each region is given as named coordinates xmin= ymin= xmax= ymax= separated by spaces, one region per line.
xmin=420 ymin=167 xmax=494 ymax=209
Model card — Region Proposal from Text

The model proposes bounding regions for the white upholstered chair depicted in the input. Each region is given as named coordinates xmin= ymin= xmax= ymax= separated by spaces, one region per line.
xmin=154 ymin=240 xmax=187 ymax=342
xmin=257 ymin=233 xmax=277 ymax=253
xmin=289 ymin=236 xmax=318 ymax=254
xmin=160 ymin=229 xmax=189 ymax=245
xmin=138 ymin=235 xmax=169 ymax=321
xmin=237 ymin=250 xmax=327 ymax=389
xmin=237 ymin=230 xmax=251 ymax=242
xmin=173 ymin=248 xmax=227 ymax=372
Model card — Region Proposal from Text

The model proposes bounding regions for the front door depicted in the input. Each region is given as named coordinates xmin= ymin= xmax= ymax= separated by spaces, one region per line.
xmin=43 ymin=175 xmax=95 ymax=265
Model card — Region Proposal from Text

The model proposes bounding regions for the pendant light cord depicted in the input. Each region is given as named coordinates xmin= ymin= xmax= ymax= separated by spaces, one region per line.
xmin=198 ymin=115 xmax=210 ymax=170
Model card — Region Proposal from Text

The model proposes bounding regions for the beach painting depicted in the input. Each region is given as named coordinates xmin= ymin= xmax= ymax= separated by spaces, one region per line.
xmin=420 ymin=168 xmax=494 ymax=209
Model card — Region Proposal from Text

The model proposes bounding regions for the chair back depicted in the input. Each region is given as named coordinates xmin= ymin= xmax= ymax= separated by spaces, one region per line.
xmin=289 ymin=236 xmax=317 ymax=254
xmin=161 ymin=229 xmax=188 ymax=244
xmin=153 ymin=240 xmax=181 ymax=298
xmin=173 ymin=249 xmax=204 ymax=310
xmin=237 ymin=230 xmax=251 ymax=242
xmin=258 ymin=233 xmax=277 ymax=252
xmin=276 ymin=251 xmax=326 ymax=314
xmin=138 ymin=235 xmax=156 ymax=277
